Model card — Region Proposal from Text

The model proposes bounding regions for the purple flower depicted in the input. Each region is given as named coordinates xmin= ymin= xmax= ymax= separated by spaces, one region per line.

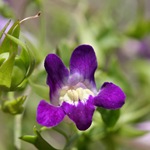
xmin=36 ymin=45 xmax=126 ymax=130
xmin=0 ymin=15 xmax=8 ymax=31
xmin=0 ymin=15 xmax=13 ymax=43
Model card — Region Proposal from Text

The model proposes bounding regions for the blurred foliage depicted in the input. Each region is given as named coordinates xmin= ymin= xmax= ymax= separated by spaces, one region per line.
xmin=0 ymin=0 xmax=150 ymax=150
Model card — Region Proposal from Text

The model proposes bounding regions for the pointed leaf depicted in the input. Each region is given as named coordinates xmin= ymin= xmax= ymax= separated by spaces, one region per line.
xmin=20 ymin=135 xmax=37 ymax=144
xmin=5 ymin=33 xmax=26 ymax=49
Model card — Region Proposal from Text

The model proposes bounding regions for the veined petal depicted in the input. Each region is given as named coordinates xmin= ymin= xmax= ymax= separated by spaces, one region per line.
xmin=70 ymin=45 xmax=97 ymax=89
xmin=36 ymin=100 xmax=65 ymax=127
xmin=62 ymin=96 xmax=95 ymax=130
xmin=94 ymin=82 xmax=126 ymax=109
xmin=45 ymin=54 xmax=69 ymax=104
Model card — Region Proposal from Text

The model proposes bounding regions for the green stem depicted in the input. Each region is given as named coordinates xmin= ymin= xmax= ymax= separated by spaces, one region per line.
xmin=39 ymin=4 xmax=46 ymax=50
xmin=14 ymin=114 xmax=22 ymax=150
xmin=137 ymin=0 xmax=145 ymax=18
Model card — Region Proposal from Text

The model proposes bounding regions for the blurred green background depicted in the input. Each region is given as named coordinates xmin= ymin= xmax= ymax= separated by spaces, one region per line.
xmin=0 ymin=0 xmax=150 ymax=150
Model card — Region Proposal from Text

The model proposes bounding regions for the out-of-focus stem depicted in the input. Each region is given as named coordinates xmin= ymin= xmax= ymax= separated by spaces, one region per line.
xmin=137 ymin=0 xmax=145 ymax=18
xmin=39 ymin=6 xmax=46 ymax=50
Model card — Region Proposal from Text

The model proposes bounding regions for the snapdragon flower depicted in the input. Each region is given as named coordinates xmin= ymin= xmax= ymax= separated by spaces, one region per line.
xmin=37 ymin=44 xmax=126 ymax=130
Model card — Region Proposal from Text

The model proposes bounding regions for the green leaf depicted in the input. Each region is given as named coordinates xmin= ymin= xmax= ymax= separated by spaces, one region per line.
xmin=0 ymin=52 xmax=16 ymax=90
xmin=20 ymin=127 xmax=57 ymax=150
xmin=0 ymin=19 xmax=11 ymax=39
xmin=97 ymin=107 xmax=120 ymax=127
xmin=1 ymin=95 xmax=26 ymax=115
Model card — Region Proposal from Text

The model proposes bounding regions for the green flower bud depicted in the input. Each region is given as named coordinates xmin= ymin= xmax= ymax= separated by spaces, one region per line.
xmin=0 ymin=21 xmax=35 ymax=91
xmin=1 ymin=96 xmax=26 ymax=115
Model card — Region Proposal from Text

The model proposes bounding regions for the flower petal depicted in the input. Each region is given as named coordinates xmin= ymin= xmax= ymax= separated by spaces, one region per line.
xmin=70 ymin=45 xmax=97 ymax=89
xmin=37 ymin=100 xmax=65 ymax=127
xmin=94 ymin=82 xmax=126 ymax=109
xmin=45 ymin=54 xmax=69 ymax=104
xmin=62 ymin=96 xmax=95 ymax=130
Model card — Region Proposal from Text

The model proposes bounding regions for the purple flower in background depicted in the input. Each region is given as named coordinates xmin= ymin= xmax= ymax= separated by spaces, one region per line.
xmin=139 ymin=37 xmax=150 ymax=59
xmin=36 ymin=45 xmax=126 ymax=130
xmin=0 ymin=15 xmax=10 ymax=31
xmin=0 ymin=15 xmax=13 ymax=43
xmin=118 ymin=37 xmax=150 ymax=61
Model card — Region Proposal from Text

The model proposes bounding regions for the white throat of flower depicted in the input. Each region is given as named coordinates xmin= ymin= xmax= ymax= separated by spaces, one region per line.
xmin=59 ymin=86 xmax=94 ymax=105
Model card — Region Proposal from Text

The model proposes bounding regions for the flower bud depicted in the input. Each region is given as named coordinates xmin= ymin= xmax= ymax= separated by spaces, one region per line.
xmin=0 ymin=20 xmax=35 ymax=91
xmin=1 ymin=96 xmax=26 ymax=115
